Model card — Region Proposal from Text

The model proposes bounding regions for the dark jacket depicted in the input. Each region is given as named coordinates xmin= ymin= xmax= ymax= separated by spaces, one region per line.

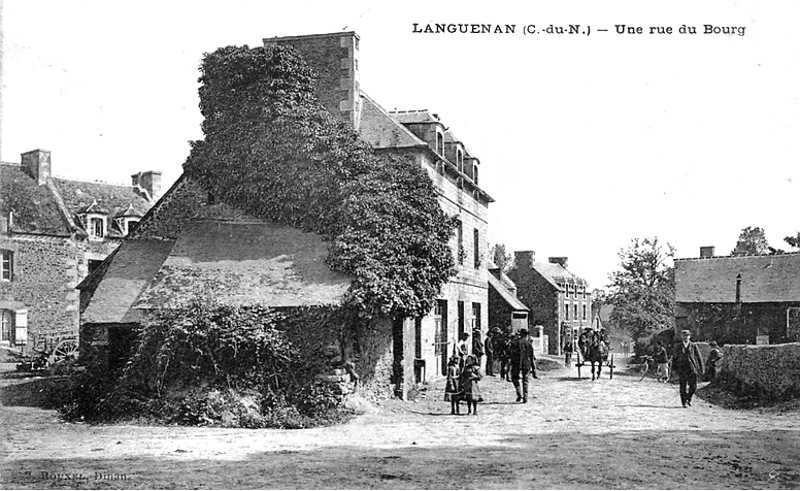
xmin=654 ymin=346 xmax=668 ymax=364
xmin=518 ymin=337 xmax=536 ymax=371
xmin=671 ymin=341 xmax=705 ymax=376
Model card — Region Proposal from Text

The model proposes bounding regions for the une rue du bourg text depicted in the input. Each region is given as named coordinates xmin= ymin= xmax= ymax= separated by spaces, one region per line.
xmin=411 ymin=23 xmax=746 ymax=36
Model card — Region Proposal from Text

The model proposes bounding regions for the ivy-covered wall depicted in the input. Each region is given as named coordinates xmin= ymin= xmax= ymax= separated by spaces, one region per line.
xmin=676 ymin=302 xmax=798 ymax=345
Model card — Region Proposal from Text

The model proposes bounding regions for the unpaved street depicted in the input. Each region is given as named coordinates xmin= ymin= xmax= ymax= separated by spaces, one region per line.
xmin=2 ymin=359 xmax=800 ymax=489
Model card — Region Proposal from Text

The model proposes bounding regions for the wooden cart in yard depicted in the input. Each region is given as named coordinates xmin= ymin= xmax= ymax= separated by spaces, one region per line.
xmin=8 ymin=333 xmax=79 ymax=372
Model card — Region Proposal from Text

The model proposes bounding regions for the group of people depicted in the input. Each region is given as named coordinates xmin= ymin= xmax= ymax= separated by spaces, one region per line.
xmin=444 ymin=326 xmax=726 ymax=412
xmin=444 ymin=326 xmax=539 ymax=414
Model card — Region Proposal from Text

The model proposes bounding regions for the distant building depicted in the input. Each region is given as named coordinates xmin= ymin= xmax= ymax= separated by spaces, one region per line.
xmin=0 ymin=149 xmax=159 ymax=356
xmin=675 ymin=246 xmax=800 ymax=345
xmin=487 ymin=262 xmax=529 ymax=332
xmin=507 ymin=251 xmax=592 ymax=355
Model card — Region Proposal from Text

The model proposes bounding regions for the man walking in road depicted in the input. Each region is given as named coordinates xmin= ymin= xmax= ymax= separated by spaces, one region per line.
xmin=672 ymin=329 xmax=704 ymax=408
xmin=510 ymin=328 xmax=538 ymax=403
xmin=485 ymin=328 xmax=497 ymax=376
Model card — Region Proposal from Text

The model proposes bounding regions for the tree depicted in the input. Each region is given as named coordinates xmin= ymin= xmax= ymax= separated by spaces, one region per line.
xmin=591 ymin=288 xmax=608 ymax=318
xmin=731 ymin=226 xmax=771 ymax=256
xmin=785 ymin=232 xmax=800 ymax=250
xmin=490 ymin=243 xmax=513 ymax=273
xmin=183 ymin=45 xmax=456 ymax=319
xmin=608 ymin=237 xmax=675 ymax=340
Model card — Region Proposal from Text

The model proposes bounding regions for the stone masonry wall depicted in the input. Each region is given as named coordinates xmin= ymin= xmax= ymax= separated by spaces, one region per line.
xmin=0 ymin=234 xmax=77 ymax=353
xmin=508 ymin=264 xmax=559 ymax=354
xmin=266 ymin=32 xmax=360 ymax=129
xmin=0 ymin=233 xmax=120 ymax=354
xmin=718 ymin=343 xmax=800 ymax=400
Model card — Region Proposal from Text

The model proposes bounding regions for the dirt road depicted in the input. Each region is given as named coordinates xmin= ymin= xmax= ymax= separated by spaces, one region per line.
xmin=2 ymin=358 xmax=800 ymax=489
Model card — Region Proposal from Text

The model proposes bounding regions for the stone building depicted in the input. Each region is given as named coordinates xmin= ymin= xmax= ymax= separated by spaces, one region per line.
xmin=507 ymin=251 xmax=591 ymax=355
xmin=266 ymin=32 xmax=494 ymax=392
xmin=77 ymin=179 xmax=397 ymax=395
xmin=487 ymin=262 xmax=529 ymax=333
xmin=0 ymin=149 xmax=159 ymax=357
xmin=675 ymin=246 xmax=800 ymax=345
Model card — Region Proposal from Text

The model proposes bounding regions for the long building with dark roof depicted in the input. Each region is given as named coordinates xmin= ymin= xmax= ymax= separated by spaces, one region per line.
xmin=0 ymin=149 xmax=159 ymax=358
xmin=675 ymin=246 xmax=800 ymax=345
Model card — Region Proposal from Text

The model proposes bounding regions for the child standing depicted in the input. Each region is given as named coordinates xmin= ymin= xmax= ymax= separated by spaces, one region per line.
xmin=444 ymin=355 xmax=462 ymax=415
xmin=459 ymin=355 xmax=483 ymax=415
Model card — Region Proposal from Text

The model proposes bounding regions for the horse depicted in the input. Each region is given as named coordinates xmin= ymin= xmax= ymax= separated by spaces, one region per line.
xmin=578 ymin=329 xmax=609 ymax=381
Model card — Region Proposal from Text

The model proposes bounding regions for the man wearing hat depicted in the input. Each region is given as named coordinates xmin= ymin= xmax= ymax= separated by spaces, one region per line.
xmin=485 ymin=327 xmax=499 ymax=376
xmin=671 ymin=329 xmax=705 ymax=407
xmin=510 ymin=327 xmax=538 ymax=403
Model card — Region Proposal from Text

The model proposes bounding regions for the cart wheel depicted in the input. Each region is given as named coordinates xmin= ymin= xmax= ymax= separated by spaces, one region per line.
xmin=50 ymin=340 xmax=79 ymax=365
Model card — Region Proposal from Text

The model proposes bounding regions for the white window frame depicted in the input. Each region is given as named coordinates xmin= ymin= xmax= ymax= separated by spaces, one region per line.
xmin=1 ymin=250 xmax=12 ymax=281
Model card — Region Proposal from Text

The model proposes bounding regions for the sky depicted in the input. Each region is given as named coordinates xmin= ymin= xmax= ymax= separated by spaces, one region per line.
xmin=1 ymin=0 xmax=798 ymax=289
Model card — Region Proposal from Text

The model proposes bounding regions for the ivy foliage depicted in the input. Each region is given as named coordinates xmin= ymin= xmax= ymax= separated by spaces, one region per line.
xmin=183 ymin=45 xmax=456 ymax=318
xmin=55 ymin=300 xmax=346 ymax=428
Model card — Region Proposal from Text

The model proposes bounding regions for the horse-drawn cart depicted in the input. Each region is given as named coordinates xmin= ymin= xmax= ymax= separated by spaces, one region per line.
xmin=575 ymin=351 xmax=615 ymax=380
xmin=575 ymin=328 xmax=616 ymax=380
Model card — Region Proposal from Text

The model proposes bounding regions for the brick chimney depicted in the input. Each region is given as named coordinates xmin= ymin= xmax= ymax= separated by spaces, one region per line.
xmin=549 ymin=257 xmax=568 ymax=269
xmin=514 ymin=251 xmax=535 ymax=269
xmin=700 ymin=246 xmax=715 ymax=258
xmin=264 ymin=32 xmax=362 ymax=130
xmin=21 ymin=149 xmax=51 ymax=185
xmin=131 ymin=171 xmax=162 ymax=202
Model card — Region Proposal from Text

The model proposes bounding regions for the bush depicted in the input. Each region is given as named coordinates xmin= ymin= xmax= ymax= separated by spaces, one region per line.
xmin=54 ymin=300 xmax=352 ymax=428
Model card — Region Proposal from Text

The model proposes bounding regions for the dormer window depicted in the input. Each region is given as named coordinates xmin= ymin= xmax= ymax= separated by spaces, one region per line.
xmin=114 ymin=203 xmax=143 ymax=237
xmin=456 ymin=148 xmax=464 ymax=173
xmin=90 ymin=217 xmax=105 ymax=238
xmin=436 ymin=131 xmax=444 ymax=156
xmin=473 ymin=165 xmax=479 ymax=184
xmin=78 ymin=199 xmax=109 ymax=240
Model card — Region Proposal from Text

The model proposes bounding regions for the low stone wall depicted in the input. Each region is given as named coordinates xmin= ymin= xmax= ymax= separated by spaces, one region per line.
xmin=718 ymin=342 xmax=800 ymax=400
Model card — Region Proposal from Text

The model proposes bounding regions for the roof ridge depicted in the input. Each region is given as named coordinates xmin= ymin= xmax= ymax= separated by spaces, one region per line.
xmin=360 ymin=92 xmax=428 ymax=147
xmin=675 ymin=251 xmax=800 ymax=261
xmin=388 ymin=109 xmax=429 ymax=114
xmin=44 ymin=177 xmax=80 ymax=233
xmin=52 ymin=175 xmax=131 ymax=187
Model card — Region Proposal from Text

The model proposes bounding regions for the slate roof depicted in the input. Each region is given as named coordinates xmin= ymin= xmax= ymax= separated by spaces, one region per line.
xmin=388 ymin=109 xmax=440 ymax=125
xmin=360 ymin=96 xmax=494 ymax=203
xmin=675 ymin=253 xmax=800 ymax=303
xmin=54 ymin=177 xmax=150 ymax=238
xmin=82 ymin=210 xmax=353 ymax=323
xmin=0 ymin=162 xmax=151 ymax=237
xmin=135 ymin=220 xmax=352 ymax=310
xmin=359 ymin=94 xmax=427 ymax=149
xmin=81 ymin=238 xmax=177 ymax=324
xmin=0 ymin=163 xmax=69 ymax=235
xmin=488 ymin=272 xmax=529 ymax=311
xmin=532 ymin=262 xmax=587 ymax=290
